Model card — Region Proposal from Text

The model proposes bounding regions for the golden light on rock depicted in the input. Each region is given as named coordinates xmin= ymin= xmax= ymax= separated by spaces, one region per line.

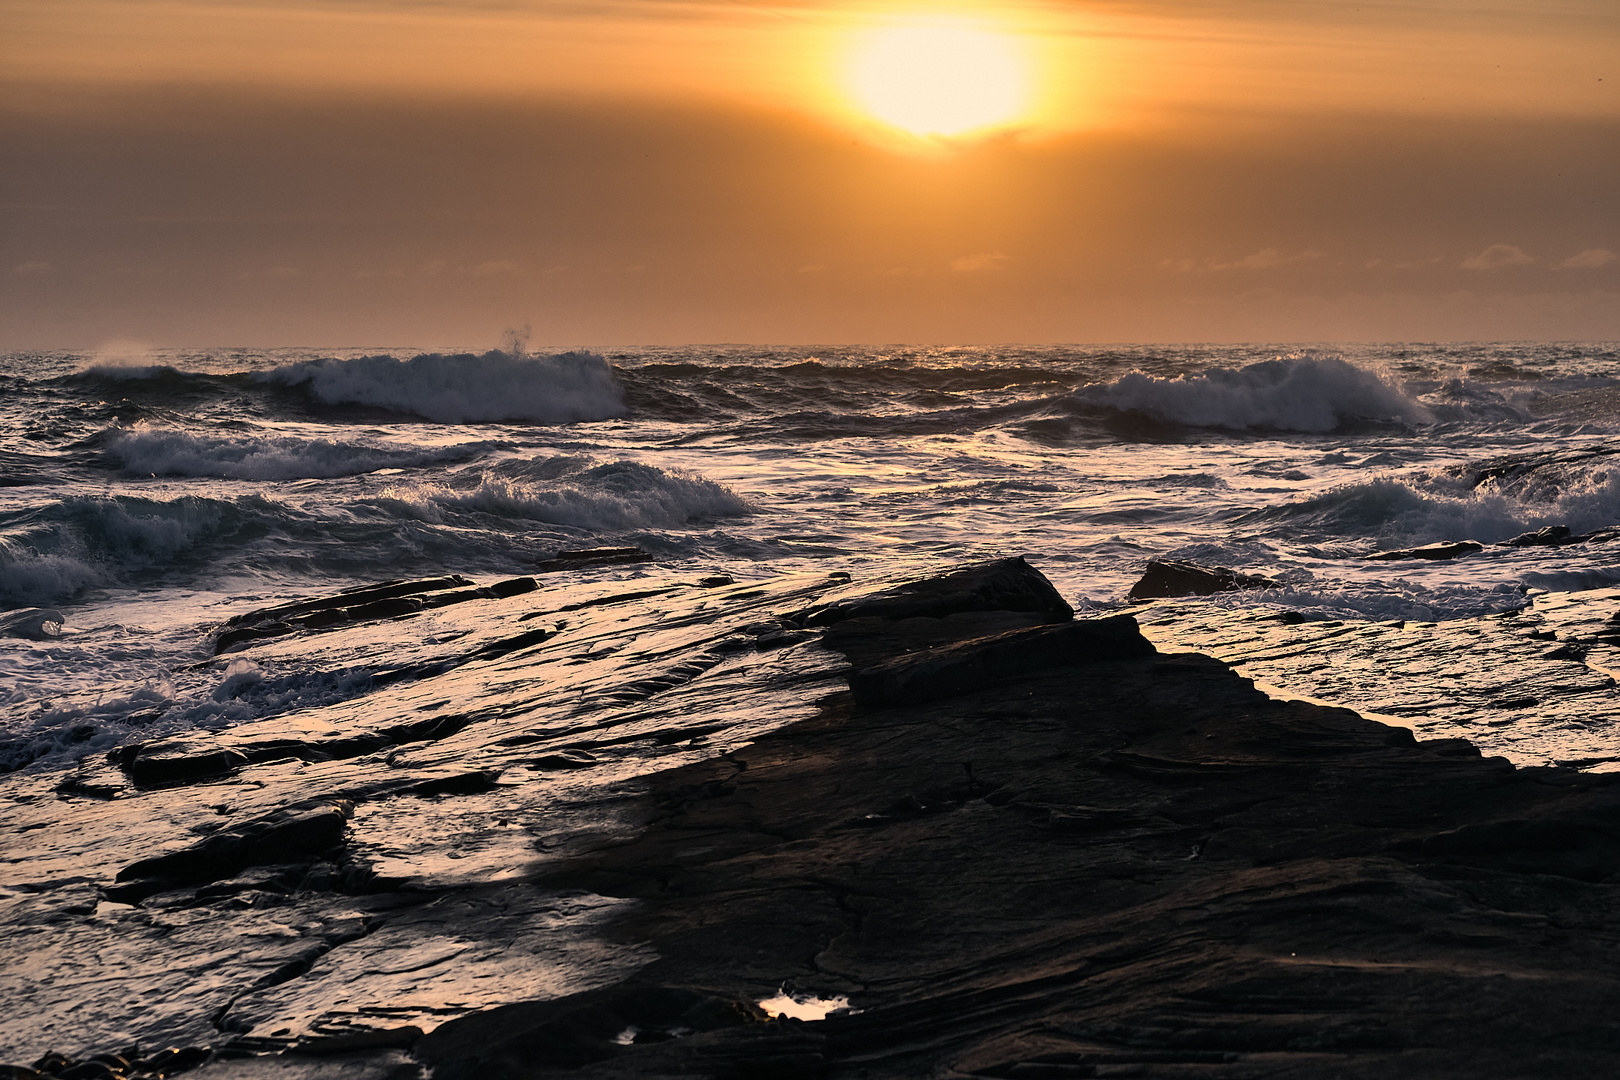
xmin=844 ymin=20 xmax=1032 ymax=137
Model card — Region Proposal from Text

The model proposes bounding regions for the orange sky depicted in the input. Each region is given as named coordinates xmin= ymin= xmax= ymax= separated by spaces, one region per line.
xmin=2 ymin=0 xmax=1617 ymax=346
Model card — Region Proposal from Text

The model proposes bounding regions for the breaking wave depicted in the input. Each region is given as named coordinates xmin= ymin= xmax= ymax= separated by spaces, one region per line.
xmin=0 ymin=494 xmax=279 ymax=608
xmin=260 ymin=350 xmax=627 ymax=424
xmin=109 ymin=425 xmax=496 ymax=480
xmin=1075 ymin=355 xmax=1429 ymax=433
xmin=1248 ymin=450 xmax=1620 ymax=547
xmin=376 ymin=459 xmax=753 ymax=531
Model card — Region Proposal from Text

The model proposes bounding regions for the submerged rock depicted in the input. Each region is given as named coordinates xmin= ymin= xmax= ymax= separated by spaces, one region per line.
xmin=213 ymin=575 xmax=538 ymax=654
xmin=1126 ymin=558 xmax=1277 ymax=599
xmin=1501 ymin=525 xmax=1573 ymax=547
xmin=107 ymin=800 xmax=353 ymax=904
xmin=1365 ymin=540 xmax=1484 ymax=561
xmin=0 ymin=608 xmax=65 ymax=640
xmin=535 ymin=548 xmax=652 ymax=573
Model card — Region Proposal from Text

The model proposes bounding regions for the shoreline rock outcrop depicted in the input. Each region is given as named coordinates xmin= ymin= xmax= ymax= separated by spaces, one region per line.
xmin=1126 ymin=558 xmax=1277 ymax=600
xmin=7 ymin=559 xmax=1620 ymax=1078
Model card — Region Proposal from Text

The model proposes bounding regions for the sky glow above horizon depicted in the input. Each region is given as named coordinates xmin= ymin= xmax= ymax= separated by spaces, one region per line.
xmin=0 ymin=0 xmax=1616 ymax=346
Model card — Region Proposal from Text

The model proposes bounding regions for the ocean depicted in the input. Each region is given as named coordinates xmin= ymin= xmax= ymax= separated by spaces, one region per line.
xmin=6 ymin=341 xmax=1620 ymax=776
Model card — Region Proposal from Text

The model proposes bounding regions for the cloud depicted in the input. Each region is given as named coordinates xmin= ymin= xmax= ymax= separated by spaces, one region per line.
xmin=949 ymin=252 xmax=1009 ymax=272
xmin=1220 ymin=248 xmax=1293 ymax=270
xmin=10 ymin=261 xmax=57 ymax=278
xmin=471 ymin=260 xmax=521 ymax=277
xmin=265 ymin=266 xmax=299 ymax=279
xmin=1461 ymin=244 xmax=1535 ymax=270
xmin=1161 ymin=249 xmax=1320 ymax=273
xmin=1559 ymin=248 xmax=1618 ymax=270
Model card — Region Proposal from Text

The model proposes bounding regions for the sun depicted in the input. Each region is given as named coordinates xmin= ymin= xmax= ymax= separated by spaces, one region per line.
xmin=845 ymin=20 xmax=1031 ymax=137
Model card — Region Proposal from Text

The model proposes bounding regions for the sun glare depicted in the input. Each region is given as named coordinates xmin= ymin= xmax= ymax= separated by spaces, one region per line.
xmin=846 ymin=21 xmax=1032 ymax=137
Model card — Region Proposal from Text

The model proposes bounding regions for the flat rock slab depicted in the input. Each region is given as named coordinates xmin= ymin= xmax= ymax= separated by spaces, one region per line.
xmin=8 ymin=559 xmax=1620 ymax=1079
xmin=448 ymin=584 xmax=1620 ymax=1077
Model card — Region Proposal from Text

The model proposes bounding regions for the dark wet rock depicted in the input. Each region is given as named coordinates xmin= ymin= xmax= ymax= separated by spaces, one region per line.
xmin=55 ymin=1064 xmax=115 ymax=1080
xmin=558 ymin=588 xmax=680 ymax=612
xmin=515 ymin=565 xmax=1620 ymax=1078
xmin=0 ymin=608 xmax=65 ymax=640
xmin=135 ymin=1047 xmax=210 ymax=1075
xmin=847 ymin=616 xmax=1154 ymax=708
xmin=797 ymin=556 xmax=1072 ymax=626
xmin=338 ymin=597 xmax=424 ymax=621
xmin=1365 ymin=540 xmax=1484 ymax=561
xmin=222 ymin=577 xmax=475 ymax=629
xmin=418 ymin=986 xmax=765 ymax=1078
xmin=112 ymin=739 xmax=250 ymax=787
xmin=535 ymin=547 xmax=652 ymax=573
xmin=290 ymin=1026 xmax=422 ymax=1055
xmin=213 ymin=575 xmax=535 ymax=654
xmin=214 ymin=624 xmax=296 ymax=654
xmin=488 ymin=577 xmax=539 ymax=599
xmin=1502 ymin=524 xmax=1574 ymax=547
xmin=107 ymin=801 xmax=353 ymax=904
xmin=398 ymin=770 xmax=502 ymax=797
xmin=19 ymin=560 xmax=1620 ymax=1077
xmin=532 ymin=750 xmax=599 ymax=770
xmin=182 ymin=1049 xmax=417 ymax=1078
xmin=211 ymin=711 xmax=477 ymax=772
xmin=1125 ymin=558 xmax=1277 ymax=599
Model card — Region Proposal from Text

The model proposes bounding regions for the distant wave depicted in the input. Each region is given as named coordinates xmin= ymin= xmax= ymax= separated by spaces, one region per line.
xmin=376 ymin=458 xmax=753 ymax=531
xmin=109 ymin=425 xmax=496 ymax=480
xmin=260 ymin=350 xmax=627 ymax=424
xmin=1074 ymin=355 xmax=1429 ymax=433
xmin=79 ymin=363 xmax=186 ymax=381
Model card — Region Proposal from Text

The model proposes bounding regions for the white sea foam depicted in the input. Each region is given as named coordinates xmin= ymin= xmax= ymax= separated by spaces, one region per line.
xmin=0 ymin=495 xmax=239 ymax=606
xmin=1264 ymin=454 xmax=1620 ymax=548
xmin=0 ymin=659 xmax=380 ymax=771
xmin=110 ymin=425 xmax=490 ymax=480
xmin=1077 ymin=355 xmax=1429 ymax=432
xmin=261 ymin=350 xmax=626 ymax=424
xmin=1181 ymin=581 xmax=1533 ymax=624
xmin=377 ymin=459 xmax=753 ymax=531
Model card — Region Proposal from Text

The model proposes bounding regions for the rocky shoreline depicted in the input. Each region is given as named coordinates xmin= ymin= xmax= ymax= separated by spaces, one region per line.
xmin=6 ymin=560 xmax=1620 ymax=1077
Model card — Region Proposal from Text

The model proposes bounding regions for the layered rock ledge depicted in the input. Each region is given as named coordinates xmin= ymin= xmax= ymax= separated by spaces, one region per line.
xmin=5 ymin=560 xmax=1620 ymax=1078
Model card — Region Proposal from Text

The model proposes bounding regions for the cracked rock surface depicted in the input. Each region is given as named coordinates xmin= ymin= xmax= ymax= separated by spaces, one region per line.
xmin=8 ymin=558 xmax=1620 ymax=1077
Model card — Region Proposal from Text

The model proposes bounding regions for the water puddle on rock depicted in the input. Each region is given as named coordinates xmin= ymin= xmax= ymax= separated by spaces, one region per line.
xmin=757 ymin=987 xmax=856 ymax=1021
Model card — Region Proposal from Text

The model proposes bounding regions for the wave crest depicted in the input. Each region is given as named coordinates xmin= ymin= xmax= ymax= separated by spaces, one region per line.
xmin=1075 ymin=355 xmax=1429 ymax=433
xmin=260 ymin=350 xmax=627 ymax=424
xmin=109 ymin=424 xmax=495 ymax=480
xmin=377 ymin=459 xmax=752 ymax=531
